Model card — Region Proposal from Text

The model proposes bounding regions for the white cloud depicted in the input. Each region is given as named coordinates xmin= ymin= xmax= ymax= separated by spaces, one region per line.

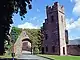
xmin=43 ymin=20 xmax=45 ymax=23
xmin=66 ymin=18 xmax=80 ymax=40
xmin=37 ymin=9 xmax=40 ymax=12
xmin=18 ymin=22 xmax=40 ymax=29
xmin=69 ymin=36 xmax=80 ymax=40
xmin=66 ymin=18 xmax=80 ymax=31
xmin=40 ymin=20 xmax=45 ymax=27
xmin=70 ymin=0 xmax=73 ymax=2
xmin=30 ymin=17 xmax=37 ymax=20
xmin=72 ymin=0 xmax=80 ymax=16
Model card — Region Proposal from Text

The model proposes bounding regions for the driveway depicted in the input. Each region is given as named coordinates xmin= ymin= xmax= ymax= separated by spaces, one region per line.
xmin=17 ymin=51 xmax=50 ymax=60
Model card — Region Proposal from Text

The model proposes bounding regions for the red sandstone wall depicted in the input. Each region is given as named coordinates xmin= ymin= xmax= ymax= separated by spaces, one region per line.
xmin=42 ymin=2 xmax=60 ymax=55
xmin=67 ymin=45 xmax=80 ymax=56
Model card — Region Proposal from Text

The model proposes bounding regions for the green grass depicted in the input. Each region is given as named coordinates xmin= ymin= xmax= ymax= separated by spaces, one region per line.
xmin=0 ymin=55 xmax=12 ymax=58
xmin=0 ymin=52 xmax=15 ymax=58
xmin=0 ymin=53 xmax=12 ymax=58
xmin=38 ymin=54 xmax=80 ymax=60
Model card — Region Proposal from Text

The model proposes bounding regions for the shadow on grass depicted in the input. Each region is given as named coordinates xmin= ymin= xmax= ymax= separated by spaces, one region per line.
xmin=0 ymin=58 xmax=17 ymax=60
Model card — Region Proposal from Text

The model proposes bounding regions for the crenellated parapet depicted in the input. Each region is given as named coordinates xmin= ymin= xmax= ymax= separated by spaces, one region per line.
xmin=46 ymin=2 xmax=64 ymax=15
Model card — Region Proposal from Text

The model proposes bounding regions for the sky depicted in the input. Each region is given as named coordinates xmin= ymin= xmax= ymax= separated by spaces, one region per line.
xmin=12 ymin=0 xmax=80 ymax=40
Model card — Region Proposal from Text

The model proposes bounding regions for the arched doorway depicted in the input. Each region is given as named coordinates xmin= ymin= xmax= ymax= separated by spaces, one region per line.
xmin=22 ymin=38 xmax=32 ymax=54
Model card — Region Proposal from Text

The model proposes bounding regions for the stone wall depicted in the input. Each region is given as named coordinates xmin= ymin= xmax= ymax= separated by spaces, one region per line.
xmin=14 ymin=30 xmax=31 ymax=57
xmin=67 ymin=45 xmax=80 ymax=55
xmin=41 ymin=2 xmax=67 ymax=55
xmin=22 ymin=41 xmax=31 ymax=51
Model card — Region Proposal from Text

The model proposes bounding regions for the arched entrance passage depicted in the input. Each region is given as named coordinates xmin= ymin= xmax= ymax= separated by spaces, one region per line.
xmin=22 ymin=38 xmax=32 ymax=54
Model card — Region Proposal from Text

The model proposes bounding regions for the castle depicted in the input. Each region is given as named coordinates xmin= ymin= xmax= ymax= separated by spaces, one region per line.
xmin=41 ymin=2 xmax=68 ymax=55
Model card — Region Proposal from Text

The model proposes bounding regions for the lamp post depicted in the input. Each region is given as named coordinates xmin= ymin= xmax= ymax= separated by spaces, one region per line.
xmin=11 ymin=39 xmax=15 ymax=60
xmin=11 ymin=30 xmax=16 ymax=60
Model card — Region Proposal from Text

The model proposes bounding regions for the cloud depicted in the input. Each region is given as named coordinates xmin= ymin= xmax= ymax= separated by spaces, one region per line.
xmin=32 ymin=17 xmax=37 ymax=20
xmin=18 ymin=22 xmax=40 ymax=29
xmin=69 ymin=36 xmax=80 ymax=40
xmin=37 ymin=9 xmax=40 ymax=12
xmin=30 ymin=17 xmax=37 ymax=20
xmin=66 ymin=18 xmax=80 ymax=31
xmin=72 ymin=0 xmax=80 ymax=16
xmin=69 ymin=0 xmax=80 ymax=40
xmin=66 ymin=18 xmax=80 ymax=40
xmin=43 ymin=20 xmax=45 ymax=23
xmin=70 ymin=0 xmax=73 ymax=2
xmin=66 ymin=18 xmax=74 ymax=30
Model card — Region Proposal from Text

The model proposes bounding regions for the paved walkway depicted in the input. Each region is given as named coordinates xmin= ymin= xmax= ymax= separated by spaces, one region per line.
xmin=18 ymin=55 xmax=50 ymax=60
xmin=17 ymin=51 xmax=50 ymax=60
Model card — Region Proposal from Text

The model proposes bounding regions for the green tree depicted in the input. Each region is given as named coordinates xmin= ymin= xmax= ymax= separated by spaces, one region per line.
xmin=0 ymin=0 xmax=32 ymax=55
xmin=25 ymin=29 xmax=42 ymax=54
xmin=10 ymin=27 xmax=22 ymax=42
xmin=11 ymin=27 xmax=42 ymax=54
xmin=10 ymin=27 xmax=42 ymax=54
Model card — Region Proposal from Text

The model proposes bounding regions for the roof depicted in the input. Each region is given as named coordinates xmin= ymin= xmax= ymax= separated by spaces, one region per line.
xmin=68 ymin=39 xmax=80 ymax=45
xmin=15 ymin=30 xmax=30 ymax=45
xmin=21 ymin=30 xmax=30 ymax=39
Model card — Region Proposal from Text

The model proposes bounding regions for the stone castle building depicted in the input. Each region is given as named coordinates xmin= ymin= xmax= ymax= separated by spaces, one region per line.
xmin=41 ymin=2 xmax=68 ymax=55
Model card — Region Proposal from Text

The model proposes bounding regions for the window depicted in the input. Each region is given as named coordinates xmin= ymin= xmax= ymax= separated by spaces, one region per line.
xmin=43 ymin=23 xmax=46 ymax=30
xmin=61 ymin=16 xmax=63 ymax=22
xmin=46 ymin=46 xmax=48 ymax=52
xmin=52 ymin=46 xmax=55 ymax=52
xmin=42 ymin=47 xmax=44 ymax=54
xmin=45 ymin=34 xmax=48 ymax=40
xmin=63 ymin=47 xmax=65 ymax=55
xmin=51 ymin=15 xmax=54 ymax=22
xmin=65 ymin=30 xmax=68 ymax=44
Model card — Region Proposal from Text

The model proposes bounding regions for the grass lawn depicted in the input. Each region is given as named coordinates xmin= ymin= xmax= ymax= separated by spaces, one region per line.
xmin=38 ymin=54 xmax=80 ymax=60
xmin=0 ymin=54 xmax=12 ymax=58
xmin=0 ymin=52 xmax=16 ymax=58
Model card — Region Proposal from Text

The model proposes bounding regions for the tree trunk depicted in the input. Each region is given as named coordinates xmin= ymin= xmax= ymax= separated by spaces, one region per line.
xmin=0 ymin=26 xmax=5 ymax=55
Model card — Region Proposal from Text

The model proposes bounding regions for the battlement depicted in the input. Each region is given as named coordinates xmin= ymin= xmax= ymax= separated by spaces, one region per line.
xmin=46 ymin=2 xmax=59 ymax=9
xmin=46 ymin=2 xmax=64 ymax=14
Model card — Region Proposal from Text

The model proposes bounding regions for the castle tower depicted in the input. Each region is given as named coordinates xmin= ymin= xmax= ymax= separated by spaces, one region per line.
xmin=41 ymin=2 xmax=67 ymax=55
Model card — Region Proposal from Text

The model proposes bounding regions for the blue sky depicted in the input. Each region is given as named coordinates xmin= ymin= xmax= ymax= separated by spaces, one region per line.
xmin=12 ymin=0 xmax=80 ymax=40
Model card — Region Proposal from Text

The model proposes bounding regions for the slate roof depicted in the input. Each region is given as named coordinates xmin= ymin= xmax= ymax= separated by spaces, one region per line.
xmin=68 ymin=39 xmax=80 ymax=45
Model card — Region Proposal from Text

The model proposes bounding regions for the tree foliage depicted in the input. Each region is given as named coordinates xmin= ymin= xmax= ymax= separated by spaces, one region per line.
xmin=10 ymin=27 xmax=22 ymax=42
xmin=11 ymin=27 xmax=42 ymax=54
xmin=0 ymin=0 xmax=32 ymax=55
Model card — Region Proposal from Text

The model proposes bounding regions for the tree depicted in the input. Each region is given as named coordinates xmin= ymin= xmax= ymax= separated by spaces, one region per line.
xmin=10 ymin=27 xmax=22 ymax=42
xmin=10 ymin=27 xmax=42 ymax=54
xmin=24 ymin=29 xmax=42 ymax=54
xmin=0 ymin=0 xmax=32 ymax=55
